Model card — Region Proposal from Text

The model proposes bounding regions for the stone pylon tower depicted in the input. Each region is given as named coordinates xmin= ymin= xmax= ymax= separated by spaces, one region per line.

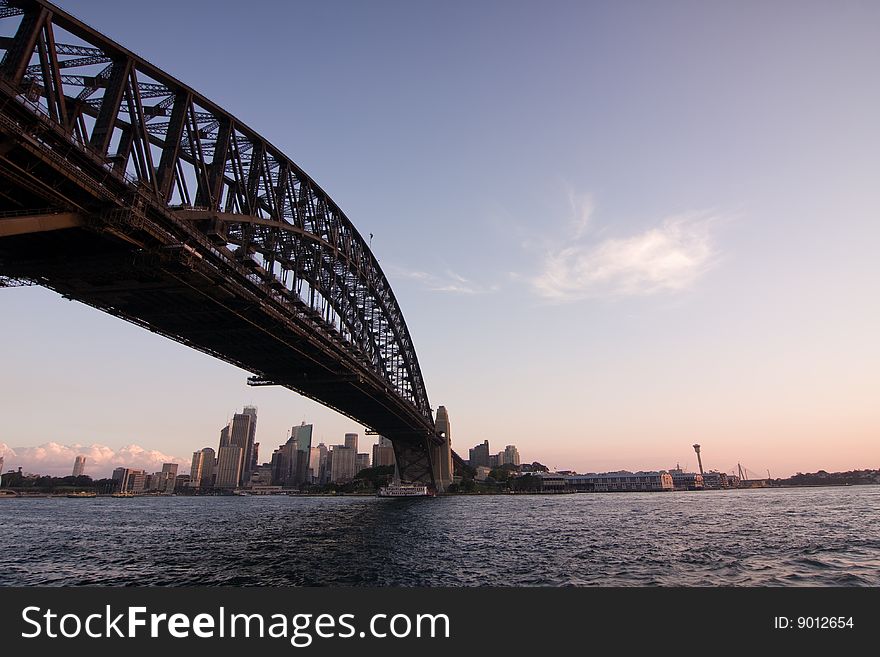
xmin=431 ymin=406 xmax=454 ymax=492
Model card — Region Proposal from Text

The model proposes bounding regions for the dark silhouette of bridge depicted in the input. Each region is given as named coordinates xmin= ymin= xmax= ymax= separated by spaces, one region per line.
xmin=0 ymin=0 xmax=452 ymax=488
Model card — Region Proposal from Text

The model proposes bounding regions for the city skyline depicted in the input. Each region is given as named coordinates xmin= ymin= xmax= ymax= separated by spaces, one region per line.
xmin=1 ymin=0 xmax=879 ymax=479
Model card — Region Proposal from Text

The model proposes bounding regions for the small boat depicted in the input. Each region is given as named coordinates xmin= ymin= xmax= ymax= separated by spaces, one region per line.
xmin=378 ymin=483 xmax=433 ymax=497
xmin=66 ymin=491 xmax=97 ymax=498
xmin=111 ymin=491 xmax=135 ymax=498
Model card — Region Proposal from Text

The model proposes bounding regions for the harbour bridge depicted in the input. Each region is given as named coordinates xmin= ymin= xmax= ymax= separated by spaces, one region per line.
xmin=0 ymin=0 xmax=453 ymax=489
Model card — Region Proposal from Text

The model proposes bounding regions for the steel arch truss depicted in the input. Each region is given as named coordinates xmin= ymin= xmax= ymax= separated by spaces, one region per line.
xmin=0 ymin=0 xmax=438 ymax=480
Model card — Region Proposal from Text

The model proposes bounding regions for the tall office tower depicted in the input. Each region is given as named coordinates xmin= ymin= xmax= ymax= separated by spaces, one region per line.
xmin=308 ymin=447 xmax=321 ymax=483
xmin=111 ymin=467 xmax=130 ymax=492
xmin=344 ymin=433 xmax=358 ymax=452
xmin=356 ymin=452 xmax=370 ymax=473
xmin=503 ymin=445 xmax=521 ymax=466
xmin=189 ymin=450 xmax=204 ymax=488
xmin=241 ymin=406 xmax=258 ymax=483
xmin=330 ymin=445 xmax=357 ymax=483
xmin=251 ymin=442 xmax=260 ymax=472
xmin=72 ymin=455 xmax=86 ymax=477
xmin=372 ymin=436 xmax=396 ymax=468
xmin=229 ymin=411 xmax=255 ymax=486
xmin=469 ymin=440 xmax=490 ymax=468
xmin=219 ymin=424 xmax=230 ymax=448
xmin=429 ymin=406 xmax=454 ymax=491
xmin=291 ymin=423 xmax=313 ymax=485
xmin=316 ymin=443 xmax=330 ymax=483
xmin=200 ymin=447 xmax=216 ymax=487
xmin=127 ymin=469 xmax=146 ymax=493
xmin=216 ymin=445 xmax=244 ymax=488
xmin=161 ymin=463 xmax=179 ymax=492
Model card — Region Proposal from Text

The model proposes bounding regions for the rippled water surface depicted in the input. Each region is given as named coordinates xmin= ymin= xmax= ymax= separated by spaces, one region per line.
xmin=1 ymin=486 xmax=878 ymax=586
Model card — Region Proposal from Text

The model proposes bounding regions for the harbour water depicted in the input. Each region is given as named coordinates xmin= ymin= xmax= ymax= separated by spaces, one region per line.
xmin=1 ymin=486 xmax=878 ymax=586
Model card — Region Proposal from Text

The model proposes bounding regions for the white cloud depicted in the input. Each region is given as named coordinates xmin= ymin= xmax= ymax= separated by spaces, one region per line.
xmin=387 ymin=266 xmax=498 ymax=295
xmin=0 ymin=442 xmax=188 ymax=478
xmin=532 ymin=213 xmax=718 ymax=301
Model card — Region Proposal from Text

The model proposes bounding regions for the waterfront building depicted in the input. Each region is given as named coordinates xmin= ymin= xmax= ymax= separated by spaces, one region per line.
xmin=189 ymin=450 xmax=204 ymax=488
xmin=200 ymin=447 xmax=216 ymax=488
xmin=161 ymin=463 xmax=178 ymax=492
xmin=291 ymin=423 xmax=313 ymax=484
xmin=372 ymin=436 xmax=395 ymax=468
xmin=474 ymin=465 xmax=492 ymax=482
xmin=315 ymin=443 xmax=329 ymax=483
xmin=489 ymin=452 xmax=504 ymax=468
xmin=330 ymin=445 xmax=357 ymax=483
xmin=216 ymin=445 xmax=244 ymax=488
xmin=248 ymin=464 xmax=274 ymax=487
xmin=503 ymin=445 xmax=520 ymax=466
xmin=469 ymin=440 xmax=490 ymax=468
xmin=127 ymin=469 xmax=146 ymax=493
xmin=701 ymin=470 xmax=731 ymax=489
xmin=344 ymin=432 xmax=358 ymax=452
xmin=668 ymin=466 xmax=704 ymax=490
xmin=566 ymin=471 xmax=674 ymax=492
xmin=241 ymin=406 xmax=258 ymax=482
xmin=72 ymin=455 xmax=86 ymax=477
xmin=229 ymin=410 xmax=255 ymax=486
xmin=111 ymin=467 xmax=130 ymax=492
xmin=356 ymin=452 xmax=370 ymax=474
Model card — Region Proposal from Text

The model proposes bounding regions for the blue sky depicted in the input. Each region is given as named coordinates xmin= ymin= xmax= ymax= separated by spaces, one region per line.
xmin=1 ymin=0 xmax=879 ymax=477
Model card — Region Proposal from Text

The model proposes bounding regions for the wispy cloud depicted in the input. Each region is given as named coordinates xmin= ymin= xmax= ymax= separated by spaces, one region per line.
xmin=532 ymin=211 xmax=719 ymax=302
xmin=387 ymin=266 xmax=498 ymax=295
xmin=0 ymin=442 xmax=188 ymax=478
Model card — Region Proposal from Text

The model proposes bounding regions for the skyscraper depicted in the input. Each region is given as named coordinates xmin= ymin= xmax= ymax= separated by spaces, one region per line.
xmin=241 ymin=406 xmax=258 ymax=483
xmin=216 ymin=445 xmax=243 ymax=488
xmin=190 ymin=450 xmax=204 ymax=488
xmin=344 ymin=433 xmax=358 ymax=452
xmin=372 ymin=436 xmax=396 ymax=468
xmin=161 ymin=463 xmax=178 ymax=492
xmin=291 ymin=423 xmax=313 ymax=485
xmin=469 ymin=440 xmax=490 ymax=468
xmin=503 ymin=445 xmax=521 ymax=466
xmin=229 ymin=411 xmax=255 ymax=486
xmin=72 ymin=455 xmax=86 ymax=477
xmin=330 ymin=444 xmax=357 ymax=483
xmin=200 ymin=447 xmax=216 ymax=488
xmin=111 ymin=467 xmax=130 ymax=492
xmin=356 ymin=452 xmax=370 ymax=473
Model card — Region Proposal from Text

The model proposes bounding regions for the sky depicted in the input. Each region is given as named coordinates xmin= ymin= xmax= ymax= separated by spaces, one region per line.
xmin=1 ymin=0 xmax=879 ymax=478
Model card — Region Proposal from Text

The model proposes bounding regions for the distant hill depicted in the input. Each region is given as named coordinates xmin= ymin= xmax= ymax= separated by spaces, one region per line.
xmin=774 ymin=469 xmax=880 ymax=487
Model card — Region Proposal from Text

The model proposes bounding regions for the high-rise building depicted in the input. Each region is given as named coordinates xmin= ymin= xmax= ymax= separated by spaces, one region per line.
xmin=489 ymin=453 xmax=503 ymax=468
xmin=127 ymin=469 xmax=146 ymax=493
xmin=469 ymin=440 xmax=490 ymax=468
xmin=111 ymin=467 xmax=130 ymax=492
xmin=241 ymin=406 xmax=258 ymax=482
xmin=356 ymin=452 xmax=370 ymax=474
xmin=503 ymin=445 xmax=521 ymax=466
xmin=315 ymin=443 xmax=329 ymax=483
xmin=430 ymin=406 xmax=454 ymax=491
xmin=372 ymin=436 xmax=396 ymax=468
xmin=228 ymin=411 xmax=255 ymax=486
xmin=200 ymin=447 xmax=216 ymax=488
xmin=291 ymin=423 xmax=313 ymax=485
xmin=72 ymin=455 xmax=86 ymax=477
xmin=330 ymin=445 xmax=357 ymax=483
xmin=189 ymin=450 xmax=205 ymax=488
xmin=219 ymin=425 xmax=230 ymax=448
xmin=344 ymin=433 xmax=358 ymax=452
xmin=216 ymin=445 xmax=244 ymax=488
xmin=161 ymin=463 xmax=178 ymax=492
